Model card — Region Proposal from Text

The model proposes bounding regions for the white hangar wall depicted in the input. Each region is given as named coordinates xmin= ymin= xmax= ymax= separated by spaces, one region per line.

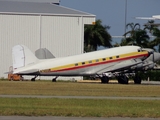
xmin=41 ymin=16 xmax=83 ymax=57
xmin=0 ymin=14 xmax=40 ymax=80
xmin=0 ymin=13 xmax=95 ymax=80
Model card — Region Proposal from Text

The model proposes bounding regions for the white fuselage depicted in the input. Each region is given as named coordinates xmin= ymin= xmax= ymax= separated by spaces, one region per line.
xmin=13 ymin=46 xmax=149 ymax=76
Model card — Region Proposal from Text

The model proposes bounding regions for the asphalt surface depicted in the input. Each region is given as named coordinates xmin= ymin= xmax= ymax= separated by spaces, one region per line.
xmin=0 ymin=116 xmax=159 ymax=120
xmin=141 ymin=81 xmax=160 ymax=85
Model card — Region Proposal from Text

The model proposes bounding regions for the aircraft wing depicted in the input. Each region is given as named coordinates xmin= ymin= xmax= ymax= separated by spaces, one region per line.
xmin=97 ymin=59 xmax=142 ymax=74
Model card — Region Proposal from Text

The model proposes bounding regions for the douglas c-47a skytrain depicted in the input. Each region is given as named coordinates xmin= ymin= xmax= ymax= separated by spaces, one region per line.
xmin=9 ymin=45 xmax=160 ymax=84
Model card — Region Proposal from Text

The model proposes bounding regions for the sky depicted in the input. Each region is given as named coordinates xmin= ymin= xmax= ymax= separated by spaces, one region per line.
xmin=60 ymin=0 xmax=160 ymax=43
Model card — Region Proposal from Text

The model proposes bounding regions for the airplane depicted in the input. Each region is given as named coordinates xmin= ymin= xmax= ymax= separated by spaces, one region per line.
xmin=101 ymin=48 xmax=160 ymax=84
xmin=135 ymin=15 xmax=160 ymax=26
xmin=9 ymin=45 xmax=160 ymax=84
xmin=135 ymin=15 xmax=160 ymax=20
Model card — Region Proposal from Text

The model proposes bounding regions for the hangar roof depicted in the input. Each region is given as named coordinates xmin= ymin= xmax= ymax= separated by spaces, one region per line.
xmin=0 ymin=0 xmax=60 ymax=3
xmin=0 ymin=1 xmax=95 ymax=17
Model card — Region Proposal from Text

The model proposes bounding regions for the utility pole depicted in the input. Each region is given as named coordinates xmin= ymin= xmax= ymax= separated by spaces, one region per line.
xmin=124 ymin=0 xmax=127 ymax=39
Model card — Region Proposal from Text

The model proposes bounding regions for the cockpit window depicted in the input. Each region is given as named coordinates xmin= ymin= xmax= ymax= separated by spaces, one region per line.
xmin=138 ymin=48 xmax=142 ymax=52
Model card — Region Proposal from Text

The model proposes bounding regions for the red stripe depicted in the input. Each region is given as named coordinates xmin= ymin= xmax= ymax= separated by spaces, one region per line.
xmin=50 ymin=53 xmax=149 ymax=72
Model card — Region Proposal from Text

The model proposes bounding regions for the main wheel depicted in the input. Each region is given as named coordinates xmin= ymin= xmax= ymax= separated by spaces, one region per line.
xmin=101 ymin=76 xmax=109 ymax=84
xmin=31 ymin=78 xmax=35 ymax=81
xmin=117 ymin=75 xmax=128 ymax=84
xmin=52 ymin=78 xmax=57 ymax=82
xmin=134 ymin=76 xmax=141 ymax=84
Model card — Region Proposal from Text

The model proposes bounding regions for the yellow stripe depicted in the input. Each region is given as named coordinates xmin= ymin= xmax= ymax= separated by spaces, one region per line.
xmin=47 ymin=51 xmax=148 ymax=72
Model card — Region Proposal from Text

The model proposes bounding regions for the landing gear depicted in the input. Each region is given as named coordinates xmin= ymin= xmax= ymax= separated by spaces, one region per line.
xmin=100 ymin=76 xmax=109 ymax=84
xmin=117 ymin=75 xmax=129 ymax=84
xmin=31 ymin=75 xmax=38 ymax=81
xmin=52 ymin=76 xmax=58 ymax=82
xmin=134 ymin=75 xmax=142 ymax=84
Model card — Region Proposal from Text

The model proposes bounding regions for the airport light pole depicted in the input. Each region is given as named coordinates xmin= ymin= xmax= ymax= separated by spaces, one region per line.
xmin=124 ymin=0 xmax=127 ymax=39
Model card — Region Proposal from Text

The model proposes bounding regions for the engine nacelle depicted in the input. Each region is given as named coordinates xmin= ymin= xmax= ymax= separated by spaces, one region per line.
xmin=144 ymin=63 xmax=155 ymax=70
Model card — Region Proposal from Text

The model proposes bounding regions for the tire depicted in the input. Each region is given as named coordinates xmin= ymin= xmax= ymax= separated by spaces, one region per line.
xmin=134 ymin=76 xmax=141 ymax=84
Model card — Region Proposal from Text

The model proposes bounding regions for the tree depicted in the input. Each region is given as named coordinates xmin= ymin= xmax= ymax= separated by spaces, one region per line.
xmin=121 ymin=23 xmax=150 ymax=48
xmin=84 ymin=19 xmax=112 ymax=52
xmin=144 ymin=20 xmax=160 ymax=50
xmin=144 ymin=20 xmax=155 ymax=33
xmin=124 ymin=23 xmax=140 ymax=37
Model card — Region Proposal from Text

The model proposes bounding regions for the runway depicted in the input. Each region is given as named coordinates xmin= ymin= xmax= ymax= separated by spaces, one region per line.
xmin=0 ymin=95 xmax=160 ymax=100
xmin=0 ymin=116 xmax=159 ymax=120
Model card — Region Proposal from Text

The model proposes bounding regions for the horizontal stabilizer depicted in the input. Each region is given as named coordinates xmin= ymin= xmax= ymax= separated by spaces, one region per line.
xmin=13 ymin=69 xmax=39 ymax=75
xmin=4 ymin=71 xmax=13 ymax=74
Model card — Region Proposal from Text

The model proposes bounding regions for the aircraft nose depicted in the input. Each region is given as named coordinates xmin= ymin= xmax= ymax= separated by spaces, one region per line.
xmin=154 ymin=52 xmax=160 ymax=62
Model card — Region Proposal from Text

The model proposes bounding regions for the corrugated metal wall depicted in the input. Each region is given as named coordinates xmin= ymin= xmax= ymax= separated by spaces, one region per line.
xmin=0 ymin=13 xmax=95 ymax=80
xmin=40 ymin=16 xmax=82 ymax=57
xmin=0 ymin=14 xmax=40 ymax=79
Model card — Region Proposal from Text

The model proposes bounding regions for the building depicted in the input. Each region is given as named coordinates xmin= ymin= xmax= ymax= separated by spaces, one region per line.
xmin=0 ymin=0 xmax=96 ymax=80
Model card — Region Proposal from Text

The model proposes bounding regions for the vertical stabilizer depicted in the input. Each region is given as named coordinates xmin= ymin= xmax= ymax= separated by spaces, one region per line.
xmin=12 ymin=45 xmax=38 ymax=69
xmin=35 ymin=48 xmax=55 ymax=59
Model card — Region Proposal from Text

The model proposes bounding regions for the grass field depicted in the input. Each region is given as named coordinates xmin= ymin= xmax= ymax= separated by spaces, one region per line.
xmin=0 ymin=80 xmax=160 ymax=97
xmin=0 ymin=80 xmax=160 ymax=117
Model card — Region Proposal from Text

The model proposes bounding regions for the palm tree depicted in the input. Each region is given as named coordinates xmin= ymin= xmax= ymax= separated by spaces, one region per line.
xmin=84 ymin=19 xmax=112 ymax=52
xmin=121 ymin=23 xmax=150 ymax=48
xmin=124 ymin=23 xmax=140 ymax=37
xmin=144 ymin=21 xmax=160 ymax=50
xmin=149 ymin=28 xmax=160 ymax=50
xmin=144 ymin=20 xmax=155 ymax=33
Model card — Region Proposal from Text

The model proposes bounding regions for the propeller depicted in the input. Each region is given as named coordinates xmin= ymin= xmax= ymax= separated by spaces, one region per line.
xmin=141 ymin=48 xmax=160 ymax=70
xmin=142 ymin=48 xmax=154 ymax=62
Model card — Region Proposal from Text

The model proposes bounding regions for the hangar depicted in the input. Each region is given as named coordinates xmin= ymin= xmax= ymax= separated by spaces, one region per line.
xmin=0 ymin=0 xmax=96 ymax=80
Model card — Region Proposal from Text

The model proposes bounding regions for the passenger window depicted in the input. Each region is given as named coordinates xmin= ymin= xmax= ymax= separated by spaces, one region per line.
xmin=138 ymin=48 xmax=142 ymax=52
xmin=102 ymin=58 xmax=106 ymax=61
xmin=82 ymin=62 xmax=85 ymax=65
xmin=96 ymin=59 xmax=99 ymax=62
xmin=89 ymin=61 xmax=92 ymax=63
xmin=75 ymin=63 xmax=78 ymax=66
xmin=109 ymin=57 xmax=112 ymax=59
xmin=116 ymin=56 xmax=119 ymax=58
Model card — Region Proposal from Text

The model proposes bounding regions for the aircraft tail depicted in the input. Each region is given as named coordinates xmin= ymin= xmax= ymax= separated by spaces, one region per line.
xmin=12 ymin=45 xmax=39 ymax=70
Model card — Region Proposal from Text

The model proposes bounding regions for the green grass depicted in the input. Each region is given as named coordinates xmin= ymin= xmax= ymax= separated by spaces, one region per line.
xmin=0 ymin=98 xmax=160 ymax=117
xmin=0 ymin=81 xmax=160 ymax=97
xmin=0 ymin=80 xmax=160 ymax=117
